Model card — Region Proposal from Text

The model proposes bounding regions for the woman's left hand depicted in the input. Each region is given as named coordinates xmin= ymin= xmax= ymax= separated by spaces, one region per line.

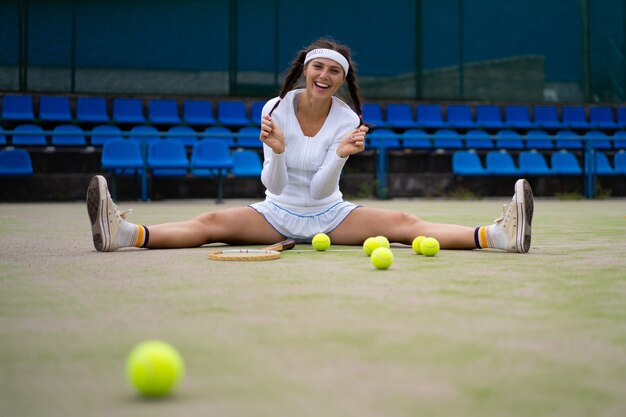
xmin=336 ymin=125 xmax=369 ymax=158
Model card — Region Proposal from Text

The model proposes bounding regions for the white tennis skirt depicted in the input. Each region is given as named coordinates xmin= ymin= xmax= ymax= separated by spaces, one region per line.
xmin=248 ymin=200 xmax=360 ymax=242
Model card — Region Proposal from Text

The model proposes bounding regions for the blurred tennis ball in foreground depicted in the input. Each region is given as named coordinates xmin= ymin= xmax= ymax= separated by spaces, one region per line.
xmin=312 ymin=233 xmax=331 ymax=251
xmin=412 ymin=236 xmax=427 ymax=255
xmin=375 ymin=235 xmax=390 ymax=249
xmin=420 ymin=237 xmax=440 ymax=257
xmin=362 ymin=237 xmax=379 ymax=256
xmin=371 ymin=247 xmax=394 ymax=270
xmin=126 ymin=340 xmax=185 ymax=398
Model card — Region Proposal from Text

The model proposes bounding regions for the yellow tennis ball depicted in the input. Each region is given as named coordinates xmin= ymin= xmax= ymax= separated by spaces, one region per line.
xmin=363 ymin=237 xmax=380 ymax=256
xmin=420 ymin=237 xmax=440 ymax=257
xmin=312 ymin=233 xmax=331 ymax=251
xmin=371 ymin=247 xmax=394 ymax=270
xmin=412 ymin=236 xmax=427 ymax=255
xmin=375 ymin=235 xmax=390 ymax=249
xmin=126 ymin=340 xmax=185 ymax=397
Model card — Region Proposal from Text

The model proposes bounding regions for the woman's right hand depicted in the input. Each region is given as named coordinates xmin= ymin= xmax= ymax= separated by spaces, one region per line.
xmin=260 ymin=115 xmax=285 ymax=154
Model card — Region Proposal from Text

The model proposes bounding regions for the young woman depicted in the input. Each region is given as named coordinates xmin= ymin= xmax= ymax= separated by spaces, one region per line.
xmin=87 ymin=38 xmax=533 ymax=253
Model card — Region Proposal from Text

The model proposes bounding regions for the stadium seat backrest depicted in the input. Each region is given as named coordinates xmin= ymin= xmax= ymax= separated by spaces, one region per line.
xmin=401 ymin=129 xmax=431 ymax=148
xmin=77 ymin=97 xmax=110 ymax=123
xmin=250 ymin=101 xmax=265 ymax=126
xmin=387 ymin=104 xmax=417 ymax=127
xmin=191 ymin=140 xmax=232 ymax=168
xmin=167 ymin=125 xmax=197 ymax=147
xmin=562 ymin=106 xmax=589 ymax=128
xmin=203 ymin=126 xmax=235 ymax=146
xmin=486 ymin=150 xmax=519 ymax=174
xmin=495 ymin=129 xmax=524 ymax=149
xmin=519 ymin=151 xmax=551 ymax=175
xmin=235 ymin=126 xmax=262 ymax=148
xmin=0 ymin=148 xmax=33 ymax=176
xmin=452 ymin=150 xmax=486 ymax=175
xmin=476 ymin=105 xmax=504 ymax=128
xmin=52 ymin=124 xmax=86 ymax=146
xmin=13 ymin=124 xmax=46 ymax=146
xmin=113 ymin=98 xmax=146 ymax=123
xmin=617 ymin=107 xmax=626 ymax=127
xmin=101 ymin=139 xmax=144 ymax=169
xmin=149 ymin=99 xmax=181 ymax=124
xmin=362 ymin=103 xmax=386 ymax=127
xmin=593 ymin=151 xmax=615 ymax=175
xmin=551 ymin=151 xmax=582 ymax=174
xmin=368 ymin=129 xmax=401 ymax=148
xmin=183 ymin=100 xmax=216 ymax=126
xmin=534 ymin=105 xmax=561 ymax=128
xmin=232 ymin=150 xmax=263 ymax=177
xmin=218 ymin=101 xmax=250 ymax=126
xmin=2 ymin=95 xmax=34 ymax=121
xmin=525 ymin=129 xmax=553 ymax=149
xmin=614 ymin=151 xmax=626 ymax=174
xmin=584 ymin=130 xmax=612 ymax=149
xmin=91 ymin=125 xmax=123 ymax=146
xmin=464 ymin=129 xmax=493 ymax=149
xmin=130 ymin=125 xmax=160 ymax=145
xmin=505 ymin=105 xmax=532 ymax=127
xmin=555 ymin=130 xmax=582 ymax=149
xmin=589 ymin=106 xmax=616 ymax=127
xmin=613 ymin=131 xmax=626 ymax=149
xmin=39 ymin=96 xmax=73 ymax=122
xmin=148 ymin=139 xmax=189 ymax=168
xmin=433 ymin=129 xmax=463 ymax=149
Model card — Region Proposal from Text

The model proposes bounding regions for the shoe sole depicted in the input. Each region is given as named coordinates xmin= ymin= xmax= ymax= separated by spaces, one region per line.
xmin=514 ymin=179 xmax=534 ymax=253
xmin=86 ymin=176 xmax=109 ymax=251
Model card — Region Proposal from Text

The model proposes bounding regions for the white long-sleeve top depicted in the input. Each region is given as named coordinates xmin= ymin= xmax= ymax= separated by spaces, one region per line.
xmin=260 ymin=89 xmax=359 ymax=210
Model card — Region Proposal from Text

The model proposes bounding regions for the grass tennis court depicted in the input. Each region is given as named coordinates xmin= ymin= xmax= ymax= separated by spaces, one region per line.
xmin=1 ymin=198 xmax=625 ymax=417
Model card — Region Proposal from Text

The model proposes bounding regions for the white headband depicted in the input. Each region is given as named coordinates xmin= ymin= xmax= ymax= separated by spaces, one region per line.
xmin=304 ymin=48 xmax=350 ymax=76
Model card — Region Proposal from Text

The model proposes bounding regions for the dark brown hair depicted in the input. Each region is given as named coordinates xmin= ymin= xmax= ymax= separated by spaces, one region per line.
xmin=268 ymin=38 xmax=365 ymax=125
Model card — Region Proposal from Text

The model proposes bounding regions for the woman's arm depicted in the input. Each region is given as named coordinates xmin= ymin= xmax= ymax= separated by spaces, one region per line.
xmin=260 ymin=115 xmax=288 ymax=194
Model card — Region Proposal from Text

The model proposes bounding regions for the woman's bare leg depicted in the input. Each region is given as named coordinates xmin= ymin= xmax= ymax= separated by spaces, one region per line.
xmin=329 ymin=207 xmax=476 ymax=249
xmin=147 ymin=207 xmax=285 ymax=248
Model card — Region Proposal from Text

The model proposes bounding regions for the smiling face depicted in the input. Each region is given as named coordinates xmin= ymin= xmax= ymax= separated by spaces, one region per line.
xmin=303 ymin=57 xmax=345 ymax=99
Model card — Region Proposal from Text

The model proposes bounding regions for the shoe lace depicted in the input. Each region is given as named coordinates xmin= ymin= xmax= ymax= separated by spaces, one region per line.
xmin=109 ymin=193 xmax=133 ymax=220
xmin=493 ymin=204 xmax=507 ymax=224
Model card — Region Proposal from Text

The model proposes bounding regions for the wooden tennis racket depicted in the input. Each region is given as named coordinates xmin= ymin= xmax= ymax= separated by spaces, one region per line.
xmin=207 ymin=238 xmax=296 ymax=261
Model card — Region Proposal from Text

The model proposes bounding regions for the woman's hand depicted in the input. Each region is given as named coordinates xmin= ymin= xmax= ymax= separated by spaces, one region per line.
xmin=260 ymin=115 xmax=285 ymax=154
xmin=336 ymin=125 xmax=369 ymax=158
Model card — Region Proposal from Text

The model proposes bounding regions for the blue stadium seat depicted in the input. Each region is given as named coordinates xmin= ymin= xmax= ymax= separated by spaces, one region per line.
xmin=0 ymin=127 xmax=6 ymax=145
xmin=250 ymin=101 xmax=265 ymax=126
xmin=533 ymin=105 xmax=562 ymax=129
xmin=617 ymin=107 xmax=626 ymax=128
xmin=203 ymin=126 xmax=236 ymax=147
xmin=452 ymin=151 xmax=487 ymax=176
xmin=148 ymin=139 xmax=189 ymax=176
xmin=39 ymin=96 xmax=73 ymax=122
xmin=232 ymin=150 xmax=263 ymax=177
xmin=77 ymin=97 xmax=110 ymax=123
xmin=614 ymin=151 xmax=626 ymax=174
xmin=386 ymin=104 xmax=418 ymax=128
xmin=446 ymin=105 xmax=475 ymax=129
xmin=551 ymin=151 xmax=582 ymax=175
xmin=0 ymin=148 xmax=33 ymax=176
xmin=589 ymin=106 xmax=618 ymax=129
xmin=101 ymin=139 xmax=144 ymax=174
xmin=562 ymin=106 xmax=591 ymax=130
xmin=525 ymin=130 xmax=553 ymax=149
xmin=590 ymin=151 xmax=616 ymax=175
xmin=495 ymin=130 xmax=524 ymax=149
xmin=368 ymin=129 xmax=401 ymax=149
xmin=519 ymin=151 xmax=553 ymax=176
xmin=584 ymin=130 xmax=612 ymax=150
xmin=129 ymin=125 xmax=160 ymax=146
xmin=217 ymin=100 xmax=250 ymax=127
xmin=167 ymin=125 xmax=197 ymax=147
xmin=464 ymin=129 xmax=493 ymax=149
xmin=13 ymin=124 xmax=47 ymax=146
xmin=475 ymin=105 xmax=505 ymax=129
xmin=485 ymin=150 xmax=520 ymax=175
xmin=613 ymin=131 xmax=626 ymax=149
xmin=51 ymin=125 xmax=86 ymax=146
xmin=190 ymin=140 xmax=233 ymax=177
xmin=148 ymin=99 xmax=181 ymax=125
xmin=362 ymin=103 xmax=387 ymax=127
xmin=416 ymin=104 xmax=445 ymax=129
xmin=235 ymin=127 xmax=262 ymax=148
xmin=91 ymin=125 xmax=123 ymax=146
xmin=504 ymin=105 xmax=533 ymax=129
xmin=183 ymin=100 xmax=216 ymax=126
xmin=2 ymin=95 xmax=34 ymax=121
xmin=401 ymin=129 xmax=431 ymax=149
xmin=555 ymin=130 xmax=583 ymax=149
xmin=113 ymin=98 xmax=146 ymax=124
xmin=433 ymin=129 xmax=463 ymax=149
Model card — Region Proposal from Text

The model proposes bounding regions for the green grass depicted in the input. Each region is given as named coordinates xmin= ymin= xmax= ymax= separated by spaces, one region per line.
xmin=1 ymin=199 xmax=625 ymax=417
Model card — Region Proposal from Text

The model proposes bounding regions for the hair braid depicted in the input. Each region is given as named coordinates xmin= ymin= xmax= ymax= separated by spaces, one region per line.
xmin=268 ymin=51 xmax=307 ymax=116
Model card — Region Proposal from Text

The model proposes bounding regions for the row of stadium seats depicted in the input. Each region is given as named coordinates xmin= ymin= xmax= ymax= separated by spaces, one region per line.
xmin=3 ymin=124 xmax=625 ymax=150
xmin=452 ymin=150 xmax=626 ymax=176
xmin=2 ymin=94 xmax=625 ymax=130
xmin=1 ymin=95 xmax=265 ymax=127
xmin=0 ymin=142 xmax=263 ymax=178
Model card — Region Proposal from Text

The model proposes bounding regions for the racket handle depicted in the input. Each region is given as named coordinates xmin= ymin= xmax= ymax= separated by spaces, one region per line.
xmin=265 ymin=238 xmax=296 ymax=252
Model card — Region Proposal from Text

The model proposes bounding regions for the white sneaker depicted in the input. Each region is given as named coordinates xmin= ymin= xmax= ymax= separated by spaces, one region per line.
xmin=490 ymin=179 xmax=534 ymax=253
xmin=86 ymin=175 xmax=133 ymax=252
